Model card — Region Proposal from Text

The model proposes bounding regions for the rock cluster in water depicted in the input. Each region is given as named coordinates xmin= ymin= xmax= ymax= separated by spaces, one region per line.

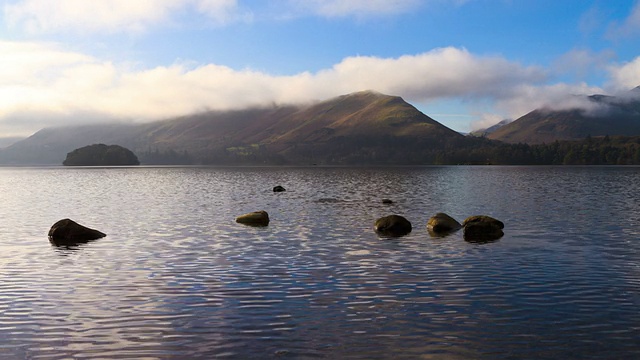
xmin=49 ymin=186 xmax=504 ymax=246
xmin=371 ymin=212 xmax=504 ymax=241
xmin=426 ymin=213 xmax=504 ymax=242
xmin=48 ymin=218 xmax=106 ymax=246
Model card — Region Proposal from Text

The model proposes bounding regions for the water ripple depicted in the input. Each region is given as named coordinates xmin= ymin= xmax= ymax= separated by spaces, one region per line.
xmin=0 ymin=166 xmax=639 ymax=359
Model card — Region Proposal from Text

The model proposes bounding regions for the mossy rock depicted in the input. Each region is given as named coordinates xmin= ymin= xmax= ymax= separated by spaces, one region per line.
xmin=236 ymin=210 xmax=270 ymax=226
xmin=427 ymin=212 xmax=462 ymax=236
xmin=374 ymin=215 xmax=412 ymax=237
xmin=462 ymin=215 xmax=504 ymax=229
xmin=462 ymin=215 xmax=504 ymax=243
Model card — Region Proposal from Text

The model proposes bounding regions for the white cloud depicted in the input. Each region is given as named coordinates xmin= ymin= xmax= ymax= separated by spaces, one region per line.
xmin=0 ymin=41 xmax=607 ymax=136
xmin=1 ymin=0 xmax=468 ymax=33
xmin=0 ymin=41 xmax=93 ymax=84
xmin=2 ymin=0 xmax=242 ymax=34
xmin=578 ymin=5 xmax=603 ymax=35
xmin=607 ymin=1 xmax=640 ymax=38
xmin=470 ymin=113 xmax=507 ymax=132
xmin=493 ymin=83 xmax=605 ymax=118
xmin=328 ymin=48 xmax=546 ymax=100
xmin=608 ymin=56 xmax=640 ymax=91
xmin=287 ymin=0 xmax=476 ymax=18
xmin=196 ymin=0 xmax=247 ymax=24
xmin=468 ymin=81 xmax=607 ymax=131
xmin=553 ymin=48 xmax=615 ymax=81
xmin=288 ymin=0 xmax=423 ymax=17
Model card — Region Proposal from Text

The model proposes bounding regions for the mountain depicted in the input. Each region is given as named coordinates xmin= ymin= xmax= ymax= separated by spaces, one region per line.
xmin=469 ymin=119 xmax=512 ymax=137
xmin=488 ymin=87 xmax=640 ymax=144
xmin=0 ymin=123 xmax=141 ymax=164
xmin=0 ymin=137 xmax=26 ymax=149
xmin=0 ymin=91 xmax=465 ymax=165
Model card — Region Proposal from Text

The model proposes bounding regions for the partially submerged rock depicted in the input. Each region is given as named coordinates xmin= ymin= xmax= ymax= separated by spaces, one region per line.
xmin=374 ymin=215 xmax=412 ymax=237
xmin=462 ymin=215 xmax=504 ymax=243
xmin=236 ymin=210 xmax=270 ymax=226
xmin=48 ymin=218 xmax=106 ymax=245
xmin=427 ymin=212 xmax=462 ymax=236
xmin=462 ymin=215 xmax=504 ymax=229
xmin=273 ymin=186 xmax=286 ymax=192
xmin=381 ymin=199 xmax=394 ymax=204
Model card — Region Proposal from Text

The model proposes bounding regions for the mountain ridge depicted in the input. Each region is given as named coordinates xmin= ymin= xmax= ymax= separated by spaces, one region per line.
xmin=3 ymin=88 xmax=640 ymax=165
xmin=488 ymin=88 xmax=640 ymax=144
xmin=0 ymin=91 xmax=464 ymax=165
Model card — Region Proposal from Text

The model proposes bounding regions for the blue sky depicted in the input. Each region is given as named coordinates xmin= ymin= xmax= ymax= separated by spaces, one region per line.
xmin=1 ymin=0 xmax=640 ymax=137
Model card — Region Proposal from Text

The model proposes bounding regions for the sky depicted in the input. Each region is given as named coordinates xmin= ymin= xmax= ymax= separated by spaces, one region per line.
xmin=1 ymin=0 xmax=640 ymax=137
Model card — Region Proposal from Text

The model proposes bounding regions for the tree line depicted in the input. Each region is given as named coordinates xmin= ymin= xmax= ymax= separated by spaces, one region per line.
xmin=135 ymin=135 xmax=640 ymax=165
xmin=446 ymin=135 xmax=640 ymax=165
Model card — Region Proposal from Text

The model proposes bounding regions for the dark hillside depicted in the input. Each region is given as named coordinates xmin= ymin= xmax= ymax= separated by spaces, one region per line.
xmin=0 ymin=91 xmax=464 ymax=165
xmin=488 ymin=88 xmax=640 ymax=144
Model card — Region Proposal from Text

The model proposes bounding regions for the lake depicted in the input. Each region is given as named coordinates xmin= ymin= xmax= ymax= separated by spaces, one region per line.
xmin=1 ymin=166 xmax=639 ymax=359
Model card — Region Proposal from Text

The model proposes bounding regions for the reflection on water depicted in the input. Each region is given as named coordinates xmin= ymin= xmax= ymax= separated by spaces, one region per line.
xmin=1 ymin=166 xmax=639 ymax=359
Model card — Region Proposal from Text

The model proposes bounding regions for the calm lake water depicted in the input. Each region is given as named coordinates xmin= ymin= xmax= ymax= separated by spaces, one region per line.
xmin=1 ymin=166 xmax=639 ymax=359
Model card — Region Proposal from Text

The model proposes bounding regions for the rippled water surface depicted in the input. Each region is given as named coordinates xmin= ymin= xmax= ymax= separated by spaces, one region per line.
xmin=1 ymin=166 xmax=640 ymax=359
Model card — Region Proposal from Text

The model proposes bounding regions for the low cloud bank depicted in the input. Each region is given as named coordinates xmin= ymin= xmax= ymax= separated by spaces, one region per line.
xmin=0 ymin=40 xmax=636 ymax=136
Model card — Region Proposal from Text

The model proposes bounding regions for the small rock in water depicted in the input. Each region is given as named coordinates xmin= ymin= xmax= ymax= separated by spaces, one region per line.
xmin=374 ymin=215 xmax=412 ymax=237
xmin=462 ymin=215 xmax=504 ymax=243
xmin=273 ymin=185 xmax=286 ymax=192
xmin=427 ymin=212 xmax=462 ymax=236
xmin=462 ymin=215 xmax=504 ymax=229
xmin=48 ymin=218 xmax=106 ymax=245
xmin=381 ymin=199 xmax=393 ymax=204
xmin=274 ymin=349 xmax=290 ymax=357
xmin=236 ymin=210 xmax=270 ymax=226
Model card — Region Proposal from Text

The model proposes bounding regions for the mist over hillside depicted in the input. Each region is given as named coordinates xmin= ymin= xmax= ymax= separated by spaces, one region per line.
xmin=469 ymin=119 xmax=512 ymax=137
xmin=488 ymin=87 xmax=640 ymax=144
xmin=0 ymin=137 xmax=25 ymax=149
xmin=2 ymin=88 xmax=640 ymax=166
xmin=0 ymin=91 xmax=465 ymax=165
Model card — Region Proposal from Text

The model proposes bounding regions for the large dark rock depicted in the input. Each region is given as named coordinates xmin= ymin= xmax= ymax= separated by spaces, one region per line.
xmin=273 ymin=185 xmax=286 ymax=192
xmin=374 ymin=215 xmax=412 ymax=237
xmin=462 ymin=215 xmax=504 ymax=243
xmin=48 ymin=218 xmax=106 ymax=245
xmin=427 ymin=212 xmax=462 ymax=236
xmin=236 ymin=210 xmax=270 ymax=226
